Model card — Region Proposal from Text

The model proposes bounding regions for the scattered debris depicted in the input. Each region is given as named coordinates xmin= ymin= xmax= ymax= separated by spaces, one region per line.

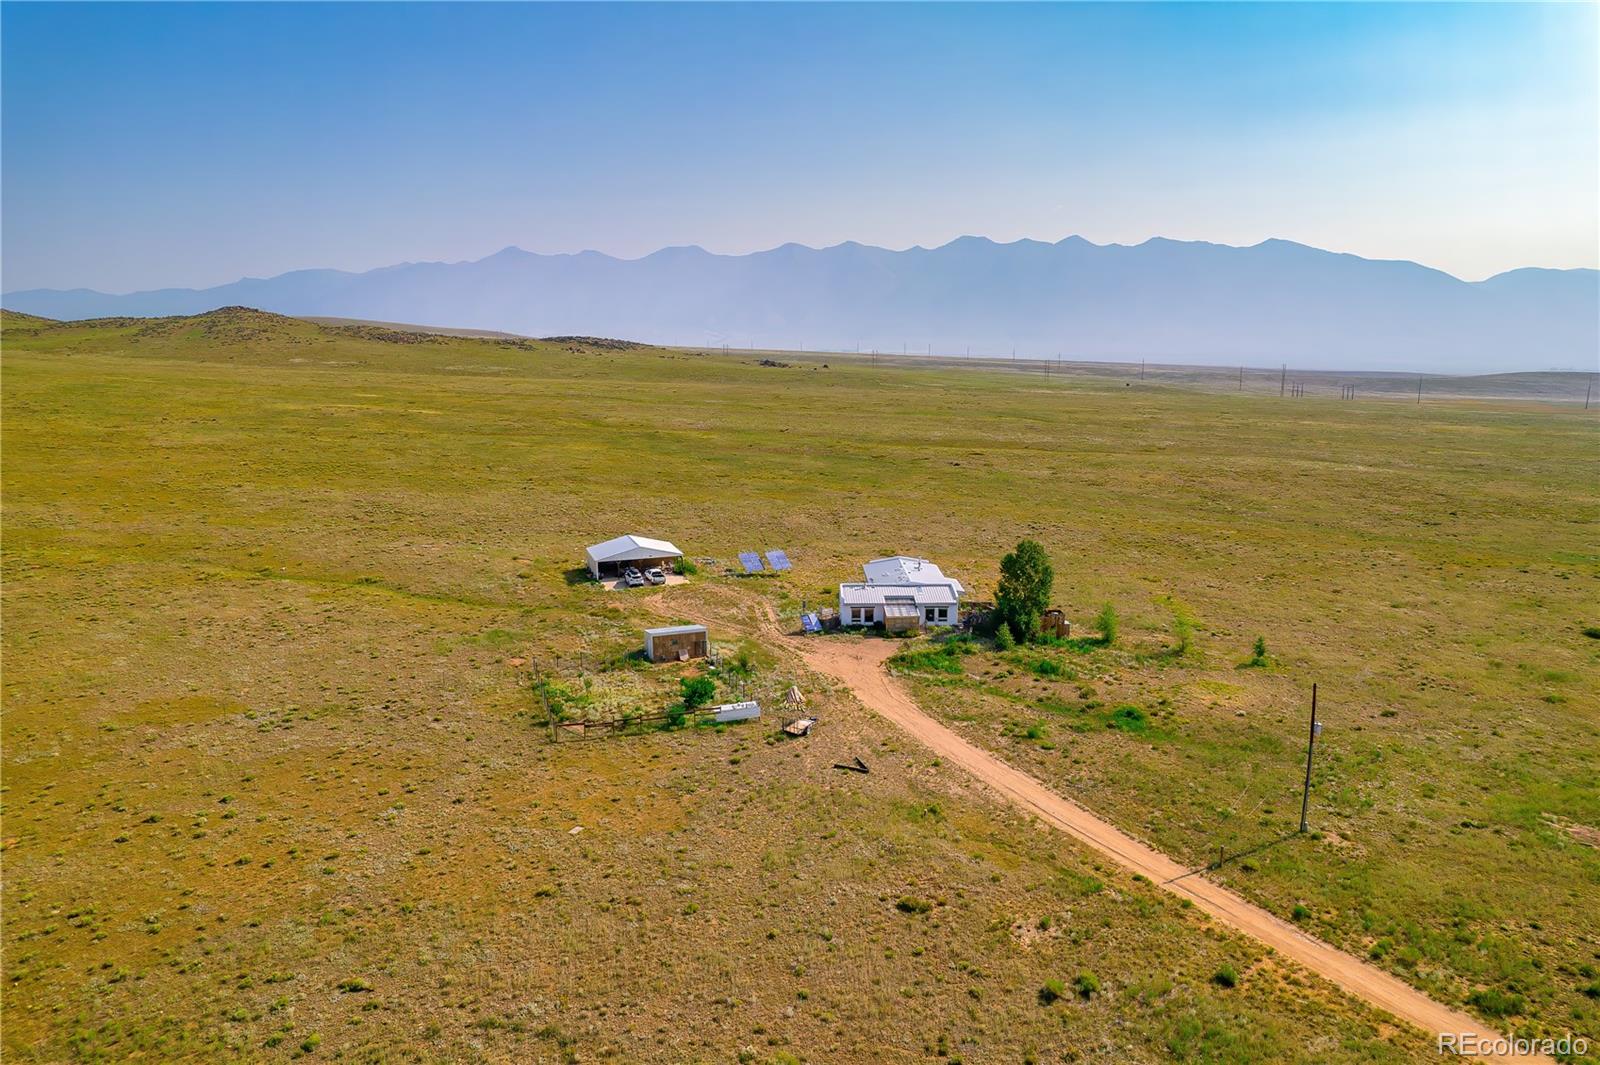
xmin=1041 ymin=608 xmax=1072 ymax=638
xmin=832 ymin=756 xmax=869 ymax=774
xmin=1543 ymin=813 xmax=1599 ymax=849
xmin=568 ymin=826 xmax=584 ymax=836
xmin=782 ymin=716 xmax=817 ymax=738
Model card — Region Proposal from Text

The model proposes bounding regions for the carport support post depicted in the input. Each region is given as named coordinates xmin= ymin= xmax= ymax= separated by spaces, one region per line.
xmin=1299 ymin=683 xmax=1318 ymax=833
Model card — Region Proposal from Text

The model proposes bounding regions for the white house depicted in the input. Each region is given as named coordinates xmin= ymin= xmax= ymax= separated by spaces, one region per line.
xmin=585 ymin=534 xmax=683 ymax=579
xmin=839 ymin=555 xmax=964 ymax=632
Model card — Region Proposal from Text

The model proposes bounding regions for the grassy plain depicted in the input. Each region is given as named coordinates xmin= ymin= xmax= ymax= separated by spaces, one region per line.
xmin=2 ymin=308 xmax=1596 ymax=1062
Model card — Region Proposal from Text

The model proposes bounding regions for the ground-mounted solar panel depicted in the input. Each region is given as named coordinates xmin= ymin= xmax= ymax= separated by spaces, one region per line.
xmin=765 ymin=549 xmax=791 ymax=571
xmin=738 ymin=551 xmax=764 ymax=574
xmin=801 ymin=612 xmax=822 ymax=633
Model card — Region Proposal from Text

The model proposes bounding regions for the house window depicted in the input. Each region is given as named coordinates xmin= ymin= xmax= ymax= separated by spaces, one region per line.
xmin=924 ymin=608 xmax=936 ymax=622
xmin=937 ymin=608 xmax=948 ymax=621
xmin=852 ymin=608 xmax=865 ymax=624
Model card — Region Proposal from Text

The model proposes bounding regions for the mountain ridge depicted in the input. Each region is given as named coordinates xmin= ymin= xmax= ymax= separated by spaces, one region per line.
xmin=6 ymin=236 xmax=1596 ymax=372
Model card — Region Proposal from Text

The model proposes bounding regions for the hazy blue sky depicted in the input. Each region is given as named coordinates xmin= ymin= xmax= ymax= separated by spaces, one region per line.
xmin=3 ymin=2 xmax=1595 ymax=292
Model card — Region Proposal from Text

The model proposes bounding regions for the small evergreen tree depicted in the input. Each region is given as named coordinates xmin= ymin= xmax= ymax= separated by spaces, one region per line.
xmin=996 ymin=539 xmax=1054 ymax=643
xmin=1096 ymin=602 xmax=1118 ymax=646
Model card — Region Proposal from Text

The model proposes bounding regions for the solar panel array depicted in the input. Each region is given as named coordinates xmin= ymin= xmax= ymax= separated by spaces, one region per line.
xmin=765 ymin=549 xmax=792 ymax=572
xmin=737 ymin=551 xmax=764 ymax=574
xmin=801 ymin=612 xmax=822 ymax=633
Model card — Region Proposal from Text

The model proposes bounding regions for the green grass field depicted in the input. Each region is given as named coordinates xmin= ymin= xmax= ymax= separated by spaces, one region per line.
xmin=3 ymin=308 xmax=1596 ymax=1063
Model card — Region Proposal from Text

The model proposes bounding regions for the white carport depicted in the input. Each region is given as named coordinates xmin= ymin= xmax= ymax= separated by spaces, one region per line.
xmin=585 ymin=534 xmax=683 ymax=579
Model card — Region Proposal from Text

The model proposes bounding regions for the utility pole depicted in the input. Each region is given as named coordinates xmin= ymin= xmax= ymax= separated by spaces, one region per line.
xmin=1140 ymin=358 xmax=1146 ymax=381
xmin=1280 ymin=363 xmax=1287 ymax=397
xmin=1585 ymin=375 xmax=1593 ymax=410
xmin=1417 ymin=377 xmax=1423 ymax=406
xmin=1238 ymin=365 xmax=1244 ymax=391
xmin=1299 ymin=684 xmax=1320 ymax=833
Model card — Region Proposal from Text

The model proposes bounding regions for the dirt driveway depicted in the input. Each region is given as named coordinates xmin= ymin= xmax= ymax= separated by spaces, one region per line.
xmin=789 ymin=634 xmax=1546 ymax=1064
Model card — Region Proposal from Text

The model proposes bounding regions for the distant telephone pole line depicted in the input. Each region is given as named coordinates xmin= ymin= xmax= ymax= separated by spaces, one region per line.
xmin=1238 ymin=365 xmax=1244 ymax=391
xmin=1417 ymin=377 xmax=1423 ymax=405
xmin=1280 ymin=363 xmax=1287 ymax=397
xmin=1586 ymin=375 xmax=1594 ymax=410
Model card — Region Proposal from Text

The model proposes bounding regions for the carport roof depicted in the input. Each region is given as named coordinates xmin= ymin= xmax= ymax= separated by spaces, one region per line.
xmin=586 ymin=534 xmax=683 ymax=564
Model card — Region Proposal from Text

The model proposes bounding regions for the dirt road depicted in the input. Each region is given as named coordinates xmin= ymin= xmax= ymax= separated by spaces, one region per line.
xmin=790 ymin=635 xmax=1546 ymax=1064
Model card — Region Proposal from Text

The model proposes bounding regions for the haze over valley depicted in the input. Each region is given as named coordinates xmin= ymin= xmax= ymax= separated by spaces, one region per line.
xmin=7 ymin=235 xmax=1596 ymax=375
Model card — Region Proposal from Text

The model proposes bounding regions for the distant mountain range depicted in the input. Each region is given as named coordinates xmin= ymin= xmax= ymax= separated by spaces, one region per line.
xmin=6 ymin=237 xmax=1596 ymax=373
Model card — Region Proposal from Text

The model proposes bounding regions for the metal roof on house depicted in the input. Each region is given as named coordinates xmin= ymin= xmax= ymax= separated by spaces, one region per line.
xmin=839 ymin=582 xmax=959 ymax=607
xmin=586 ymin=534 xmax=683 ymax=564
xmin=643 ymin=624 xmax=707 ymax=637
xmin=862 ymin=556 xmax=965 ymax=595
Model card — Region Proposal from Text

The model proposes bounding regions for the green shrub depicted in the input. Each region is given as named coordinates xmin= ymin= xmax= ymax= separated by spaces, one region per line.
xmin=895 ymin=896 xmax=933 ymax=915
xmin=1096 ymin=603 xmax=1117 ymax=646
xmin=890 ymin=641 xmax=966 ymax=675
xmin=1466 ymin=987 xmax=1525 ymax=1018
xmin=1211 ymin=965 xmax=1238 ymax=988
xmin=993 ymin=625 xmax=1015 ymax=651
xmin=1581 ymin=625 xmax=1600 ymax=639
xmin=1240 ymin=635 xmax=1268 ymax=668
xmin=1290 ymin=903 xmax=1311 ymax=922
xmin=1031 ymin=657 xmax=1064 ymax=678
xmin=1171 ymin=608 xmax=1194 ymax=655
xmin=1107 ymin=705 xmax=1149 ymax=733
xmin=1038 ymin=979 xmax=1065 ymax=1005
xmin=679 ymin=675 xmax=716 ymax=710
xmin=1073 ymin=972 xmax=1100 ymax=998
xmin=674 ymin=558 xmax=699 ymax=576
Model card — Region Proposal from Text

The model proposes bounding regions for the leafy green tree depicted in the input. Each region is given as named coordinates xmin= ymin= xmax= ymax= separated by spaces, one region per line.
xmin=996 ymin=539 xmax=1054 ymax=643
xmin=679 ymin=675 xmax=716 ymax=711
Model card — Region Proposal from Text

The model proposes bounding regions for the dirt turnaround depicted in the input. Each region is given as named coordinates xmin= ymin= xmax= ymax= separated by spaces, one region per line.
xmin=791 ymin=635 xmax=1547 ymax=1064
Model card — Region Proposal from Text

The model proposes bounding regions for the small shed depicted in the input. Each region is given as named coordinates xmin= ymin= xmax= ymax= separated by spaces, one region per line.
xmin=586 ymin=534 xmax=683 ymax=579
xmin=1041 ymin=609 xmax=1072 ymax=639
xmin=644 ymin=624 xmax=709 ymax=663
